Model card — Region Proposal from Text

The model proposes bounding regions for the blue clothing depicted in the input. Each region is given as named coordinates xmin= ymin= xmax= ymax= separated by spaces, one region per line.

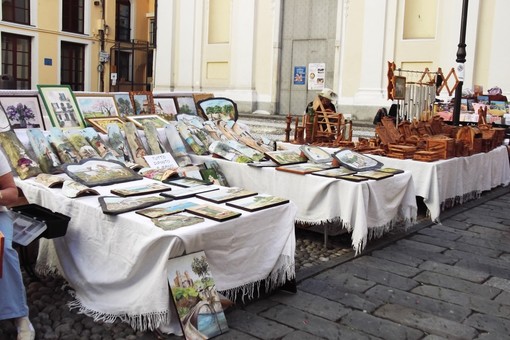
xmin=0 ymin=211 xmax=29 ymax=320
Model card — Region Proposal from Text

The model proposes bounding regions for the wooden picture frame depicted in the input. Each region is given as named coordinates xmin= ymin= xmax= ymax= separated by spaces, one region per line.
xmin=86 ymin=116 xmax=125 ymax=134
xmin=110 ymin=182 xmax=173 ymax=197
xmin=167 ymin=251 xmax=229 ymax=339
xmin=136 ymin=201 xmax=200 ymax=219
xmin=392 ymin=76 xmax=406 ymax=100
xmin=356 ymin=170 xmax=395 ymax=180
xmin=152 ymin=213 xmax=205 ymax=231
xmin=37 ymin=84 xmax=86 ymax=129
xmin=75 ymin=93 xmax=120 ymax=120
xmin=153 ymin=96 xmax=178 ymax=116
xmin=129 ymin=91 xmax=155 ymax=115
xmin=196 ymin=97 xmax=238 ymax=122
xmin=311 ymin=167 xmax=356 ymax=178
xmin=276 ymin=162 xmax=333 ymax=175
xmin=0 ymin=95 xmax=45 ymax=130
xmin=185 ymin=204 xmax=242 ymax=222
xmin=163 ymin=177 xmax=212 ymax=188
xmin=264 ymin=150 xmax=308 ymax=166
xmin=113 ymin=93 xmax=135 ymax=117
xmin=126 ymin=114 xmax=170 ymax=129
xmin=196 ymin=187 xmax=257 ymax=204
xmin=226 ymin=194 xmax=289 ymax=212
xmin=160 ymin=185 xmax=219 ymax=200
xmin=98 ymin=195 xmax=173 ymax=215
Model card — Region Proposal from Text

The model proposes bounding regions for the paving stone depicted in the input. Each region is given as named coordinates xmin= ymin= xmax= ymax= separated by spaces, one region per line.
xmin=259 ymin=304 xmax=375 ymax=340
xmin=465 ymin=313 xmax=510 ymax=335
xmin=421 ymin=335 xmax=448 ymax=340
xmin=468 ymin=225 xmax=510 ymax=240
xmin=418 ymin=260 xmax=490 ymax=283
xmin=484 ymin=277 xmax=510 ymax=293
xmin=269 ymin=290 xmax=350 ymax=321
xmin=365 ymin=285 xmax=471 ymax=322
xmin=315 ymin=269 xmax=377 ymax=293
xmin=242 ymin=299 xmax=280 ymax=314
xmin=417 ymin=227 xmax=462 ymax=241
xmin=414 ymin=271 xmax=501 ymax=299
xmin=500 ymin=253 xmax=510 ymax=262
xmin=494 ymin=291 xmax=510 ymax=306
xmin=384 ymin=244 xmax=458 ymax=265
xmin=411 ymin=284 xmax=510 ymax=319
xmin=374 ymin=304 xmax=478 ymax=339
xmin=431 ymin=224 xmax=479 ymax=238
xmin=339 ymin=262 xmax=419 ymax=291
xmin=370 ymin=248 xmax=424 ymax=267
xmin=298 ymin=278 xmax=382 ymax=312
xmin=410 ymin=234 xmax=502 ymax=258
xmin=452 ymin=252 xmax=510 ymax=280
xmin=340 ymin=309 xmax=424 ymax=340
xmin=281 ymin=330 xmax=325 ymax=340
xmin=395 ymin=239 xmax=447 ymax=253
xmin=465 ymin=217 xmax=509 ymax=230
xmin=446 ymin=214 xmax=470 ymax=223
xmin=475 ymin=331 xmax=510 ymax=340
xmin=351 ymin=255 xmax=422 ymax=277
xmin=215 ymin=328 xmax=260 ymax=339
xmin=459 ymin=234 xmax=510 ymax=253
xmin=224 ymin=309 xmax=293 ymax=339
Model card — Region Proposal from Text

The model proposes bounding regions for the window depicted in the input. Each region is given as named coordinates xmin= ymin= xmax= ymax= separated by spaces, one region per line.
xmin=61 ymin=41 xmax=85 ymax=91
xmin=2 ymin=0 xmax=30 ymax=25
xmin=62 ymin=0 xmax=84 ymax=34
xmin=117 ymin=51 xmax=131 ymax=82
xmin=1 ymin=33 xmax=31 ymax=89
xmin=116 ymin=0 xmax=131 ymax=42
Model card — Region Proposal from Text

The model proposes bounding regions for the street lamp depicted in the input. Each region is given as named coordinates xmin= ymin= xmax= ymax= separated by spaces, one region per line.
xmin=452 ymin=0 xmax=469 ymax=126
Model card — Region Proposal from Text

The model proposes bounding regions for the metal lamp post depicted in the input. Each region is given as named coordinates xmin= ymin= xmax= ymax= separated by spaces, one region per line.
xmin=452 ymin=0 xmax=469 ymax=126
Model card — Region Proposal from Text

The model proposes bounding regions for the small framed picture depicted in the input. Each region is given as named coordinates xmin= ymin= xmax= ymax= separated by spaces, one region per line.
xmin=153 ymin=96 xmax=178 ymax=116
xmin=37 ymin=84 xmax=86 ymax=129
xmin=0 ymin=95 xmax=45 ymax=130
xmin=392 ymin=76 xmax=406 ymax=100
xmin=129 ymin=91 xmax=155 ymax=115
xmin=126 ymin=114 xmax=170 ymax=129
xmin=86 ymin=116 xmax=125 ymax=134
xmin=113 ymin=93 xmax=135 ymax=117
xmin=75 ymin=93 xmax=120 ymax=120
xmin=175 ymin=96 xmax=198 ymax=116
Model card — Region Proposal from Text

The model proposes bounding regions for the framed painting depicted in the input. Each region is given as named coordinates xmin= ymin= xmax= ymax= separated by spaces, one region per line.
xmin=160 ymin=185 xmax=219 ymax=200
xmin=175 ymin=96 xmax=198 ymax=116
xmin=98 ymin=195 xmax=173 ymax=215
xmin=37 ymin=84 xmax=86 ymax=129
xmin=226 ymin=194 xmax=289 ymax=212
xmin=113 ymin=93 xmax=135 ymax=117
xmin=299 ymin=145 xmax=332 ymax=163
xmin=0 ymin=95 xmax=45 ymax=129
xmin=75 ymin=93 xmax=120 ymax=120
xmin=275 ymin=162 xmax=333 ymax=175
xmin=153 ymin=97 xmax=178 ymax=116
xmin=185 ymin=204 xmax=242 ymax=222
xmin=332 ymin=149 xmax=383 ymax=172
xmin=196 ymin=97 xmax=238 ymax=122
xmin=152 ymin=213 xmax=204 ymax=231
xmin=163 ymin=177 xmax=212 ymax=188
xmin=311 ymin=167 xmax=356 ymax=178
xmin=86 ymin=116 xmax=125 ymax=134
xmin=264 ymin=150 xmax=308 ymax=166
xmin=196 ymin=187 xmax=257 ymax=204
xmin=167 ymin=251 xmax=229 ymax=339
xmin=356 ymin=170 xmax=394 ymax=180
xmin=136 ymin=201 xmax=200 ymax=219
xmin=392 ymin=76 xmax=406 ymax=100
xmin=62 ymin=159 xmax=142 ymax=186
xmin=126 ymin=114 xmax=170 ymax=129
xmin=110 ymin=182 xmax=173 ymax=197
xmin=129 ymin=91 xmax=155 ymax=115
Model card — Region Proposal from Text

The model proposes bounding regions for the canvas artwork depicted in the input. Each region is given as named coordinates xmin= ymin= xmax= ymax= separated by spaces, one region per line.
xmin=98 ymin=195 xmax=173 ymax=215
xmin=264 ymin=150 xmax=308 ymax=165
xmin=332 ymin=149 xmax=383 ymax=172
xmin=153 ymin=97 xmax=178 ymax=116
xmin=224 ymin=140 xmax=265 ymax=161
xmin=163 ymin=177 xmax=212 ymax=188
xmin=196 ymin=187 xmax=257 ymax=204
xmin=152 ymin=213 xmax=204 ymax=231
xmin=176 ymin=121 xmax=208 ymax=155
xmin=226 ymin=194 xmax=289 ymax=212
xmin=299 ymin=145 xmax=333 ymax=163
xmin=202 ymin=160 xmax=229 ymax=186
xmin=160 ymin=185 xmax=219 ymax=200
xmin=175 ymin=96 xmax=198 ymax=115
xmin=185 ymin=204 xmax=241 ymax=222
xmin=167 ymin=251 xmax=229 ymax=339
xmin=47 ymin=127 xmax=82 ymax=164
xmin=129 ymin=91 xmax=155 ymax=115
xmin=110 ymin=182 xmax=172 ymax=197
xmin=127 ymin=114 xmax=170 ymax=129
xmin=0 ymin=130 xmax=42 ymax=179
xmin=275 ymin=162 xmax=333 ymax=175
xmin=63 ymin=159 xmax=142 ymax=186
xmin=107 ymin=123 xmax=133 ymax=163
xmin=26 ymin=128 xmax=62 ymax=174
xmin=86 ymin=116 xmax=125 ymax=134
xmin=75 ymin=94 xmax=119 ymax=120
xmin=337 ymin=174 xmax=369 ymax=182
xmin=376 ymin=167 xmax=404 ymax=175
xmin=113 ymin=93 xmax=135 ymax=117
xmin=37 ymin=85 xmax=86 ymax=129
xmin=199 ymin=168 xmax=221 ymax=185
xmin=124 ymin=122 xmax=149 ymax=167
xmin=81 ymin=127 xmax=123 ymax=162
xmin=143 ymin=121 xmax=165 ymax=155
xmin=311 ymin=167 xmax=356 ymax=178
xmin=356 ymin=170 xmax=394 ymax=180
xmin=0 ymin=96 xmax=45 ymax=129
xmin=64 ymin=130 xmax=101 ymax=159
xmin=136 ymin=201 xmax=200 ymax=218
xmin=196 ymin=97 xmax=238 ymax=122
xmin=164 ymin=123 xmax=193 ymax=167
xmin=208 ymin=141 xmax=251 ymax=163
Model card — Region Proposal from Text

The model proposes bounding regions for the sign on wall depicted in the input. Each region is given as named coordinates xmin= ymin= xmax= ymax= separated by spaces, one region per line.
xmin=308 ymin=63 xmax=325 ymax=90
xmin=293 ymin=66 xmax=306 ymax=85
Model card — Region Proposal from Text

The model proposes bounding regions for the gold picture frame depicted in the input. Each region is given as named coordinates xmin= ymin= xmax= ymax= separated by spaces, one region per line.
xmin=125 ymin=114 xmax=170 ymax=129
xmin=86 ymin=116 xmax=125 ymax=134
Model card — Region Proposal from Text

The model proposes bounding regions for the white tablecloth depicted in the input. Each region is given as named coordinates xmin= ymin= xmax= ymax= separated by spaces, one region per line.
xmin=192 ymin=155 xmax=418 ymax=254
xmin=372 ymin=146 xmax=510 ymax=221
xmin=15 ymin=176 xmax=297 ymax=331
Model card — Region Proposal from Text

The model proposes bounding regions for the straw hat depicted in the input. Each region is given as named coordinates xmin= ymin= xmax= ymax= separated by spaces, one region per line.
xmin=318 ymin=88 xmax=338 ymax=103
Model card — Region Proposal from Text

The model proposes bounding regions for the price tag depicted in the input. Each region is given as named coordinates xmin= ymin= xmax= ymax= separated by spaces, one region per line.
xmin=144 ymin=152 xmax=178 ymax=169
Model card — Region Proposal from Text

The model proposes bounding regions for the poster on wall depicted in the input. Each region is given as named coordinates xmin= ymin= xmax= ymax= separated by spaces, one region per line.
xmin=308 ymin=63 xmax=326 ymax=90
xmin=293 ymin=66 xmax=306 ymax=85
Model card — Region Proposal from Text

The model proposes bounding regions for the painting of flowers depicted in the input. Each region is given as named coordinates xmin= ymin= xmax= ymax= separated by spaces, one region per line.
xmin=0 ymin=96 xmax=45 ymax=129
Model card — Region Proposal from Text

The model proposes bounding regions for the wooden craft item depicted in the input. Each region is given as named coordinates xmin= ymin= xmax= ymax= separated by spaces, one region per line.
xmin=285 ymin=113 xmax=292 ymax=142
xmin=26 ymin=128 xmax=62 ymax=174
xmin=124 ymin=121 xmax=149 ymax=167
xmin=47 ymin=127 xmax=82 ymax=164
xmin=64 ymin=130 xmax=101 ymax=159
xmin=381 ymin=116 xmax=401 ymax=143
xmin=143 ymin=121 xmax=165 ymax=155
xmin=107 ymin=123 xmax=133 ymax=163
xmin=425 ymin=136 xmax=454 ymax=159
xmin=412 ymin=150 xmax=442 ymax=162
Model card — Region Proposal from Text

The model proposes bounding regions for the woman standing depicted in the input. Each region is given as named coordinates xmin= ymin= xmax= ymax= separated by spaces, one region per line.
xmin=0 ymin=150 xmax=35 ymax=340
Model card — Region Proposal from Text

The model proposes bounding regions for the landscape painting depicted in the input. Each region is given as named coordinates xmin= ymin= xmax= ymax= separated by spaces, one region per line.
xmin=75 ymin=94 xmax=119 ymax=120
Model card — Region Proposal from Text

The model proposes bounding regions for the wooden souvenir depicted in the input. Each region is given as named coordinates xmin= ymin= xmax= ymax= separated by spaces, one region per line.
xmin=110 ymin=182 xmax=172 ymax=197
xmin=425 ymin=136 xmax=454 ymax=159
xmin=152 ymin=213 xmax=205 ymax=231
xmin=226 ymin=194 xmax=289 ymax=212
xmin=412 ymin=150 xmax=442 ymax=162
xmin=276 ymin=162 xmax=333 ymax=175
xmin=26 ymin=128 xmax=62 ymax=174
xmin=264 ymin=150 xmax=307 ymax=166
xmin=126 ymin=114 xmax=170 ymax=129
xmin=185 ymin=204 xmax=241 ymax=222
xmin=160 ymin=185 xmax=219 ymax=200
xmin=81 ymin=127 xmax=123 ymax=162
xmin=107 ymin=123 xmax=133 ymax=163
xmin=196 ymin=187 xmax=258 ymax=204
xmin=164 ymin=123 xmax=193 ymax=167
xmin=124 ymin=121 xmax=150 ymax=167
xmin=63 ymin=159 xmax=142 ymax=186
xmin=47 ymin=127 xmax=82 ymax=164
xmin=64 ymin=130 xmax=101 ymax=159
xmin=136 ymin=201 xmax=200 ymax=219
xmin=0 ymin=130 xmax=42 ymax=179
xmin=196 ymin=97 xmax=238 ymax=122
xmin=98 ymin=195 xmax=173 ymax=215
xmin=143 ymin=121 xmax=165 ymax=155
